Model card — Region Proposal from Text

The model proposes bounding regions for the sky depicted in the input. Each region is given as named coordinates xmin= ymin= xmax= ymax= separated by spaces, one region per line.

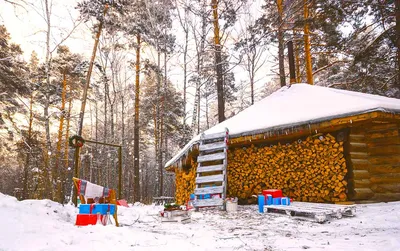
xmin=0 ymin=0 xmax=275 ymax=131
xmin=0 ymin=0 xmax=92 ymax=60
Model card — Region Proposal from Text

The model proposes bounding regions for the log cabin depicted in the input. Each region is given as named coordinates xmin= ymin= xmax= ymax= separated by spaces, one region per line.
xmin=165 ymin=84 xmax=400 ymax=204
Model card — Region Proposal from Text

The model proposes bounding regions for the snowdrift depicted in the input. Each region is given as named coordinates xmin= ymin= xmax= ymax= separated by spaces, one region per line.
xmin=1 ymin=193 xmax=399 ymax=251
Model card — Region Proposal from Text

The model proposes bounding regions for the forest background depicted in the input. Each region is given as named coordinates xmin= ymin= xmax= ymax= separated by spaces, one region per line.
xmin=0 ymin=0 xmax=399 ymax=204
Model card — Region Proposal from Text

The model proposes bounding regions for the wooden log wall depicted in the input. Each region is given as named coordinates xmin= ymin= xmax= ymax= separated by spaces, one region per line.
xmin=227 ymin=133 xmax=348 ymax=203
xmin=174 ymin=159 xmax=197 ymax=205
xmin=348 ymin=121 xmax=400 ymax=201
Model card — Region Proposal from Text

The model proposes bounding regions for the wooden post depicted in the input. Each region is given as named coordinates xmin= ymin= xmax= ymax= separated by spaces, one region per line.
xmin=304 ymin=0 xmax=313 ymax=85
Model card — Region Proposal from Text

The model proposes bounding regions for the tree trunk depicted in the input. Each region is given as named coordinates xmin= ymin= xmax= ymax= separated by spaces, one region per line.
xmin=77 ymin=5 xmax=109 ymax=136
xmin=183 ymin=21 xmax=188 ymax=125
xmin=288 ymin=41 xmax=296 ymax=84
xmin=277 ymin=0 xmax=286 ymax=87
xmin=294 ymin=30 xmax=301 ymax=83
xmin=191 ymin=4 xmax=206 ymax=135
xmin=396 ymin=0 xmax=400 ymax=92
xmin=95 ymin=101 xmax=100 ymax=184
xmin=54 ymin=72 xmax=67 ymax=203
xmin=304 ymin=0 xmax=313 ymax=85
xmin=64 ymin=90 xmax=72 ymax=200
xmin=156 ymin=50 xmax=162 ymax=196
xmin=73 ymin=4 xmax=109 ymax=206
xmin=133 ymin=33 xmax=141 ymax=202
xmin=249 ymin=53 xmax=255 ymax=105
xmin=159 ymin=51 xmax=168 ymax=196
xmin=206 ymin=93 xmax=209 ymax=129
xmin=43 ymin=0 xmax=52 ymax=200
xmin=23 ymin=92 xmax=34 ymax=200
xmin=211 ymin=0 xmax=225 ymax=123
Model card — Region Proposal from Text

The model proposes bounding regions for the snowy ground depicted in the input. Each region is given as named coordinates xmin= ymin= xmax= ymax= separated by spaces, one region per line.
xmin=1 ymin=193 xmax=399 ymax=251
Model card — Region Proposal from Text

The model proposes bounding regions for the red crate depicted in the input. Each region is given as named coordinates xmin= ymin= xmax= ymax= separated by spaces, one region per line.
xmin=262 ymin=189 xmax=283 ymax=198
xmin=75 ymin=214 xmax=103 ymax=226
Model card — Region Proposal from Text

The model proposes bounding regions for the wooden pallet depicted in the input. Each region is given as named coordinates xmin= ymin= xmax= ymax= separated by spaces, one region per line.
xmin=152 ymin=196 xmax=175 ymax=205
xmin=160 ymin=216 xmax=191 ymax=223
xmin=159 ymin=210 xmax=191 ymax=223
xmin=264 ymin=202 xmax=356 ymax=223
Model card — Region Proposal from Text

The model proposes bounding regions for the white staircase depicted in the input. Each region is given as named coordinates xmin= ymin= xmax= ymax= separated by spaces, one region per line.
xmin=193 ymin=128 xmax=229 ymax=210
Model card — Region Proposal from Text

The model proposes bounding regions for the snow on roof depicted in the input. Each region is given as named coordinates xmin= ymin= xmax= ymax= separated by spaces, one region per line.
xmin=166 ymin=84 xmax=400 ymax=168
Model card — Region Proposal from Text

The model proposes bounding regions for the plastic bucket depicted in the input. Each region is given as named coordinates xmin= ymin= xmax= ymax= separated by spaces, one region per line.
xmin=226 ymin=200 xmax=238 ymax=212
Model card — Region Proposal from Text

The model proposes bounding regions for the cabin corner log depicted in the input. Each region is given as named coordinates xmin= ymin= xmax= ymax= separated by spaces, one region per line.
xmin=347 ymin=121 xmax=400 ymax=201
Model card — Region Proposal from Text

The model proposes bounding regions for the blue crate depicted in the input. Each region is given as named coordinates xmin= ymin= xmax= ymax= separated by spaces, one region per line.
xmin=258 ymin=195 xmax=265 ymax=213
xmin=79 ymin=204 xmax=115 ymax=215
xmin=272 ymin=198 xmax=281 ymax=205
xmin=266 ymin=194 xmax=273 ymax=205
xmin=281 ymin=197 xmax=290 ymax=206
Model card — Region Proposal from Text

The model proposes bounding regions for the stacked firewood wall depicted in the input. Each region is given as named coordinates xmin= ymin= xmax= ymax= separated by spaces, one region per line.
xmin=227 ymin=134 xmax=348 ymax=203
xmin=174 ymin=159 xmax=197 ymax=205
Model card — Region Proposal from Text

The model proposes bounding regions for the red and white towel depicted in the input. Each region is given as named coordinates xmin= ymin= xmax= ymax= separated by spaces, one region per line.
xmin=77 ymin=179 xmax=110 ymax=199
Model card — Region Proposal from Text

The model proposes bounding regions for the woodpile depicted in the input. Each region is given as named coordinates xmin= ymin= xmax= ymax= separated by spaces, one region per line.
xmin=174 ymin=159 xmax=197 ymax=205
xmin=227 ymin=133 xmax=347 ymax=203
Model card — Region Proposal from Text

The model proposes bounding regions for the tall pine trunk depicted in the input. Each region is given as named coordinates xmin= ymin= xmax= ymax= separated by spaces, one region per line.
xmin=64 ymin=90 xmax=72 ymax=200
xmin=294 ymin=29 xmax=301 ymax=83
xmin=396 ymin=0 xmax=400 ymax=92
xmin=43 ymin=0 xmax=52 ymax=200
xmin=73 ymin=4 xmax=109 ymax=206
xmin=277 ymin=0 xmax=286 ymax=87
xmin=211 ymin=0 xmax=225 ymax=122
xmin=133 ymin=33 xmax=141 ymax=202
xmin=23 ymin=92 xmax=34 ymax=200
xmin=191 ymin=3 xmax=206 ymax=134
xmin=55 ymin=72 xmax=67 ymax=203
xmin=156 ymin=50 xmax=161 ymax=196
xmin=304 ymin=0 xmax=313 ymax=85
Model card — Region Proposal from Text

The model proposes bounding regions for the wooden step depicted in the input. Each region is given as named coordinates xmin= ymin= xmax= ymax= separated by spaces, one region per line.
xmin=195 ymin=186 xmax=224 ymax=195
xmin=197 ymin=164 xmax=225 ymax=173
xmin=202 ymin=131 xmax=227 ymax=141
xmin=197 ymin=152 xmax=225 ymax=163
xmin=193 ymin=198 xmax=224 ymax=207
xmin=196 ymin=174 xmax=224 ymax=184
xmin=199 ymin=142 xmax=226 ymax=152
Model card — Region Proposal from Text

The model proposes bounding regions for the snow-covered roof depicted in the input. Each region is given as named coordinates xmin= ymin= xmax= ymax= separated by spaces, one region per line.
xmin=166 ymin=84 xmax=400 ymax=168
